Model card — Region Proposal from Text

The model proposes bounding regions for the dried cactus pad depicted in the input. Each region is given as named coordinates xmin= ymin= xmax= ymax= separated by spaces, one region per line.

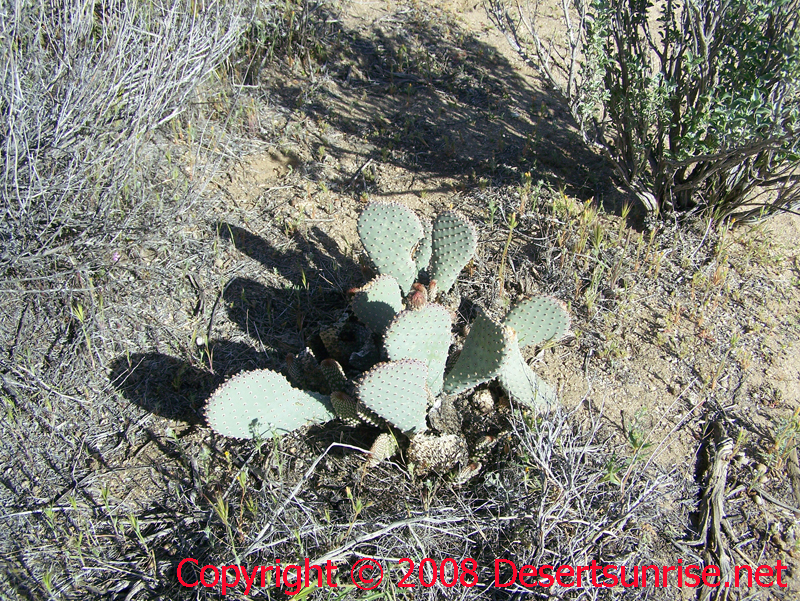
xmin=384 ymin=304 xmax=452 ymax=395
xmin=430 ymin=210 xmax=477 ymax=294
xmin=407 ymin=433 xmax=468 ymax=475
xmin=504 ymin=296 xmax=570 ymax=348
xmin=367 ymin=432 xmax=399 ymax=467
xmin=352 ymin=275 xmax=403 ymax=333
xmin=356 ymin=359 xmax=428 ymax=434
xmin=443 ymin=309 xmax=515 ymax=395
xmin=358 ymin=201 xmax=423 ymax=294
xmin=498 ymin=341 xmax=558 ymax=411
xmin=205 ymin=369 xmax=334 ymax=439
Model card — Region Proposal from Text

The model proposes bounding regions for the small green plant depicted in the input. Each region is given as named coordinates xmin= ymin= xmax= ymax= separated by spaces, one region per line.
xmin=487 ymin=198 xmax=498 ymax=227
xmin=600 ymin=454 xmax=623 ymax=486
xmin=766 ymin=408 xmax=800 ymax=470
xmin=71 ymin=302 xmax=95 ymax=368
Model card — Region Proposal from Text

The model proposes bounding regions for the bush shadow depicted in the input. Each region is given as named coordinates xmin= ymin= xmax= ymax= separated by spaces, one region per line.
xmin=258 ymin=3 xmax=629 ymax=212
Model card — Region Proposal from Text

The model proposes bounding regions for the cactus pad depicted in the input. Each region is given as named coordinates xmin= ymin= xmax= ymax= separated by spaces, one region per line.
xmin=504 ymin=296 xmax=570 ymax=348
xmin=320 ymin=358 xmax=348 ymax=393
xmin=351 ymin=275 xmax=403 ymax=334
xmin=330 ymin=391 xmax=361 ymax=427
xmin=204 ymin=369 xmax=334 ymax=439
xmin=286 ymin=348 xmax=328 ymax=393
xmin=443 ymin=309 xmax=515 ymax=395
xmin=498 ymin=341 xmax=558 ymax=411
xmin=356 ymin=359 xmax=428 ymax=434
xmin=358 ymin=201 xmax=423 ymax=294
xmin=367 ymin=432 xmax=399 ymax=467
xmin=414 ymin=218 xmax=433 ymax=277
xmin=430 ymin=210 xmax=477 ymax=294
xmin=384 ymin=304 xmax=452 ymax=395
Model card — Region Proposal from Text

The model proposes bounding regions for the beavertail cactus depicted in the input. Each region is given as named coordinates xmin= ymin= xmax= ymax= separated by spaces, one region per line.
xmin=443 ymin=309 xmax=515 ymax=395
xmin=204 ymin=197 xmax=571 ymax=479
xmin=351 ymin=275 xmax=403 ymax=334
xmin=205 ymin=369 xmax=335 ymax=439
xmin=384 ymin=304 xmax=452 ymax=395
xmin=430 ymin=210 xmax=477 ymax=294
xmin=497 ymin=294 xmax=568 ymax=409
xmin=498 ymin=338 xmax=558 ymax=410
xmin=358 ymin=201 xmax=423 ymax=294
xmin=356 ymin=359 xmax=429 ymax=435
xmin=504 ymin=296 xmax=570 ymax=347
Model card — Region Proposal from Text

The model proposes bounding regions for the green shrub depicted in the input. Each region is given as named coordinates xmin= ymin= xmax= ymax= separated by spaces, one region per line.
xmin=488 ymin=0 xmax=800 ymax=221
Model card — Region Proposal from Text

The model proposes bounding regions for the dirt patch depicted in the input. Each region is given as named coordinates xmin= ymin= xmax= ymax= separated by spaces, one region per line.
xmin=220 ymin=150 xmax=300 ymax=207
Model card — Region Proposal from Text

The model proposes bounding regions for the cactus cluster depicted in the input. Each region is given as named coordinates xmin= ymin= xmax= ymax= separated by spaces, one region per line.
xmin=204 ymin=201 xmax=569 ymax=472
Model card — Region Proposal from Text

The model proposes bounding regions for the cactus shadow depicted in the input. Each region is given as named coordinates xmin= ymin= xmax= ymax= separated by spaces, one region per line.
xmin=217 ymin=222 xmax=361 ymax=289
xmin=217 ymin=222 xmax=364 ymax=349
xmin=109 ymin=340 xmax=272 ymax=423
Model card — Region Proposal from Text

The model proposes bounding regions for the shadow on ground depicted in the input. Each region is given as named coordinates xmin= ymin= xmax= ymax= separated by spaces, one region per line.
xmin=257 ymin=2 xmax=628 ymax=212
xmin=110 ymin=221 xmax=366 ymax=420
xmin=108 ymin=341 xmax=269 ymax=423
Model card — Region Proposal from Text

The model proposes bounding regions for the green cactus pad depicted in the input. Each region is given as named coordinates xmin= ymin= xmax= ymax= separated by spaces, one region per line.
xmin=331 ymin=391 xmax=361 ymax=427
xmin=504 ymin=296 xmax=570 ymax=348
xmin=351 ymin=275 xmax=403 ymax=333
xmin=498 ymin=341 xmax=558 ymax=411
xmin=356 ymin=359 xmax=428 ymax=434
xmin=204 ymin=369 xmax=335 ymax=439
xmin=430 ymin=210 xmax=477 ymax=294
xmin=443 ymin=309 xmax=515 ymax=395
xmin=384 ymin=304 xmax=452 ymax=395
xmin=414 ymin=218 xmax=433 ymax=277
xmin=358 ymin=201 xmax=424 ymax=294
xmin=320 ymin=358 xmax=348 ymax=393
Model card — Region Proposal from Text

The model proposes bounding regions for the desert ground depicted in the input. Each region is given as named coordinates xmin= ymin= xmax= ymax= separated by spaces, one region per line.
xmin=1 ymin=0 xmax=799 ymax=599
